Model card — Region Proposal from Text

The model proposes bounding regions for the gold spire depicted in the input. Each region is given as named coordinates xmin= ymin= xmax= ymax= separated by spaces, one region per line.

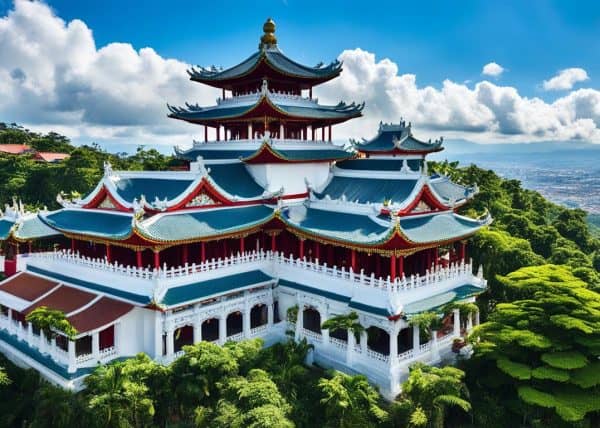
xmin=260 ymin=18 xmax=277 ymax=49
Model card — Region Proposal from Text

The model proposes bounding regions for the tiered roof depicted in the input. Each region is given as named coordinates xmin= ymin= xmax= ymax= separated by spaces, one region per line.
xmin=187 ymin=18 xmax=342 ymax=90
xmin=168 ymin=82 xmax=364 ymax=126
xmin=0 ymin=202 xmax=60 ymax=242
xmin=353 ymin=121 xmax=443 ymax=155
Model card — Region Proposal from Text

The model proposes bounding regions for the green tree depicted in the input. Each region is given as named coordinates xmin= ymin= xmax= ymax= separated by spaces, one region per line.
xmin=321 ymin=311 xmax=365 ymax=341
xmin=468 ymin=264 xmax=600 ymax=425
xmin=318 ymin=371 xmax=388 ymax=428
xmin=391 ymin=363 xmax=471 ymax=428
xmin=26 ymin=306 xmax=77 ymax=340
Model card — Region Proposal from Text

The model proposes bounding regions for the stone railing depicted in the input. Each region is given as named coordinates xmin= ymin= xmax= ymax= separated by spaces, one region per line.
xmin=329 ymin=336 xmax=348 ymax=350
xmin=397 ymin=349 xmax=414 ymax=361
xmin=226 ymin=332 xmax=244 ymax=342
xmin=366 ymin=348 xmax=389 ymax=363
xmin=250 ymin=324 xmax=268 ymax=337
xmin=28 ymin=250 xmax=483 ymax=299
xmin=301 ymin=328 xmax=323 ymax=343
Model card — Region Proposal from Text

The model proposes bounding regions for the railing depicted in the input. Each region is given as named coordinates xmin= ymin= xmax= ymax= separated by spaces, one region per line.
xmin=250 ymin=324 xmax=268 ymax=337
xmin=75 ymin=352 xmax=94 ymax=364
xmin=226 ymin=332 xmax=244 ymax=342
xmin=329 ymin=336 xmax=348 ymax=350
xmin=99 ymin=346 xmax=116 ymax=359
xmin=366 ymin=348 xmax=389 ymax=363
xmin=29 ymin=250 xmax=482 ymax=296
xmin=397 ymin=349 xmax=414 ymax=361
xmin=301 ymin=328 xmax=323 ymax=343
xmin=419 ymin=342 xmax=432 ymax=353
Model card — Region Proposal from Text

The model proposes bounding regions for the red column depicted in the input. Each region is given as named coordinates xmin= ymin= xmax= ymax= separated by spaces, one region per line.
xmin=70 ymin=238 xmax=75 ymax=252
xmin=390 ymin=254 xmax=397 ymax=281
xmin=376 ymin=254 xmax=381 ymax=278
xmin=426 ymin=250 xmax=431 ymax=270
xmin=153 ymin=251 xmax=160 ymax=269
xmin=136 ymin=250 xmax=142 ymax=268
xmin=28 ymin=241 xmax=32 ymax=254
xmin=204 ymin=126 xmax=208 ymax=142
xmin=398 ymin=255 xmax=404 ymax=278
xmin=460 ymin=242 xmax=466 ymax=261
xmin=182 ymin=245 xmax=188 ymax=265
xmin=434 ymin=248 xmax=439 ymax=267
xmin=315 ymin=242 xmax=320 ymax=261
xmin=240 ymin=236 xmax=245 ymax=254
xmin=201 ymin=242 xmax=206 ymax=263
xmin=309 ymin=87 xmax=312 ymax=99
xmin=223 ymin=240 xmax=228 ymax=258
xmin=328 ymin=245 xmax=334 ymax=266
xmin=311 ymin=126 xmax=315 ymax=141
xmin=271 ymin=233 xmax=277 ymax=252
xmin=299 ymin=239 xmax=305 ymax=258
xmin=217 ymin=126 xmax=221 ymax=141
xmin=106 ymin=244 xmax=111 ymax=263
xmin=351 ymin=249 xmax=357 ymax=272
xmin=328 ymin=124 xmax=332 ymax=142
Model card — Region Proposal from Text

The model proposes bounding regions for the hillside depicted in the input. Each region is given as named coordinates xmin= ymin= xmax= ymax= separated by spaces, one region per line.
xmin=0 ymin=126 xmax=598 ymax=427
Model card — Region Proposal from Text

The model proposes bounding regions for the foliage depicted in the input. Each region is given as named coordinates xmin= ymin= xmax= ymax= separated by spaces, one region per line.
xmin=286 ymin=305 xmax=299 ymax=324
xmin=321 ymin=311 xmax=365 ymax=341
xmin=318 ymin=371 xmax=388 ymax=428
xmin=467 ymin=264 xmax=600 ymax=424
xmin=391 ymin=363 xmax=471 ymax=428
xmin=25 ymin=306 xmax=77 ymax=340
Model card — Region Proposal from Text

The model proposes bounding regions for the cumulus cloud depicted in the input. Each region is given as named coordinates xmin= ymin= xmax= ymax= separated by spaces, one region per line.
xmin=543 ymin=68 xmax=589 ymax=91
xmin=0 ymin=1 xmax=599 ymax=147
xmin=318 ymin=49 xmax=600 ymax=143
xmin=482 ymin=62 xmax=504 ymax=77
xmin=0 ymin=0 xmax=218 ymax=147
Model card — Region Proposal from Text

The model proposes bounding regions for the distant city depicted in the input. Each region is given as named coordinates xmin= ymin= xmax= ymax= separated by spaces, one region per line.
xmin=436 ymin=141 xmax=600 ymax=214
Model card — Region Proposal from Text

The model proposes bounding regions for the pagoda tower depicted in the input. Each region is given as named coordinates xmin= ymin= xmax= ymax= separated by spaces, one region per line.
xmin=170 ymin=18 xmax=363 ymax=147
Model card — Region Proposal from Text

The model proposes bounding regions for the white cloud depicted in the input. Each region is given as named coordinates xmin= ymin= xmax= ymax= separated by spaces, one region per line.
xmin=482 ymin=62 xmax=504 ymax=77
xmin=0 ymin=0 xmax=218 ymax=148
xmin=543 ymin=68 xmax=589 ymax=91
xmin=318 ymin=49 xmax=600 ymax=143
xmin=0 ymin=1 xmax=598 ymax=148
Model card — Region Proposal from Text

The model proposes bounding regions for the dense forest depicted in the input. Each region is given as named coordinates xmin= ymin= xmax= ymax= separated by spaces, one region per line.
xmin=0 ymin=124 xmax=598 ymax=427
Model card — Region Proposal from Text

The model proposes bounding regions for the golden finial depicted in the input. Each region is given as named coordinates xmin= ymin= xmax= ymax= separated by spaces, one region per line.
xmin=260 ymin=18 xmax=277 ymax=49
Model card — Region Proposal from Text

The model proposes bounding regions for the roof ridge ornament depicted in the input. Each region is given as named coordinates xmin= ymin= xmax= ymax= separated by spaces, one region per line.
xmin=103 ymin=161 xmax=114 ymax=178
xmin=259 ymin=18 xmax=277 ymax=50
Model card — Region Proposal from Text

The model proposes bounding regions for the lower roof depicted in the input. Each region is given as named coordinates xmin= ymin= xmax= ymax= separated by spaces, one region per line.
xmin=68 ymin=297 xmax=133 ymax=333
xmin=315 ymin=176 xmax=419 ymax=205
xmin=0 ymin=273 xmax=58 ymax=301
xmin=162 ymin=270 xmax=273 ymax=306
xmin=403 ymin=284 xmax=484 ymax=315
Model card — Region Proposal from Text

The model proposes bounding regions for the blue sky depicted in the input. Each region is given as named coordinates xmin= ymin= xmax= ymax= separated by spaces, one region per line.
xmin=0 ymin=0 xmax=599 ymax=150
xmin=14 ymin=0 xmax=598 ymax=99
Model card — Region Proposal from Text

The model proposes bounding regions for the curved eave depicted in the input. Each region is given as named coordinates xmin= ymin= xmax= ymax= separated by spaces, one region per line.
xmin=188 ymin=50 xmax=342 ymax=89
xmin=241 ymin=142 xmax=355 ymax=164
xmin=38 ymin=210 xmax=135 ymax=242
xmin=168 ymin=95 xmax=363 ymax=126
xmin=135 ymin=207 xmax=276 ymax=245
xmin=356 ymin=146 xmax=444 ymax=156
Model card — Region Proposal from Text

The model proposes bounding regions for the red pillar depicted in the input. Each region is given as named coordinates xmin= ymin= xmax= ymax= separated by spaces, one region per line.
xmin=223 ymin=240 xmax=228 ymax=258
xmin=240 ymin=236 xmax=245 ymax=254
xmin=376 ymin=254 xmax=381 ymax=278
xmin=204 ymin=126 xmax=208 ymax=142
xmin=328 ymin=124 xmax=332 ymax=142
xmin=299 ymin=239 xmax=305 ymax=258
xmin=136 ymin=250 xmax=142 ymax=268
xmin=182 ymin=245 xmax=188 ymax=265
xmin=351 ymin=249 xmax=357 ymax=272
xmin=309 ymin=87 xmax=312 ymax=99
xmin=153 ymin=251 xmax=160 ymax=269
xmin=311 ymin=126 xmax=315 ymax=141
xmin=434 ymin=247 xmax=439 ymax=267
xmin=217 ymin=126 xmax=221 ymax=141
xmin=106 ymin=244 xmax=111 ymax=263
xmin=328 ymin=245 xmax=334 ymax=266
xmin=390 ymin=254 xmax=397 ymax=281
xmin=271 ymin=233 xmax=277 ymax=251
xmin=460 ymin=242 xmax=466 ymax=261
xmin=426 ymin=250 xmax=431 ymax=270
xmin=398 ymin=255 xmax=404 ymax=278
xmin=201 ymin=242 xmax=206 ymax=263
xmin=315 ymin=242 xmax=320 ymax=261
xmin=28 ymin=241 xmax=32 ymax=254
xmin=70 ymin=238 xmax=75 ymax=252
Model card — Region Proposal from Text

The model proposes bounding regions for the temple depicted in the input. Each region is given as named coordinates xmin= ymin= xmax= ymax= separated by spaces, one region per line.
xmin=0 ymin=19 xmax=489 ymax=398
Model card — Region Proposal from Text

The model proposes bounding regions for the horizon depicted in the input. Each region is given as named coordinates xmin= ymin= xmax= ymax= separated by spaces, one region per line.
xmin=0 ymin=0 xmax=599 ymax=152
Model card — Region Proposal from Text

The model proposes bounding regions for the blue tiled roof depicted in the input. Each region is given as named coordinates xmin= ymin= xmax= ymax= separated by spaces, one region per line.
xmin=400 ymin=214 xmax=484 ymax=243
xmin=138 ymin=205 xmax=274 ymax=242
xmin=430 ymin=178 xmax=470 ymax=202
xmin=357 ymin=129 xmax=442 ymax=153
xmin=242 ymin=144 xmax=354 ymax=163
xmin=27 ymin=265 xmax=151 ymax=304
xmin=40 ymin=210 xmax=133 ymax=240
xmin=162 ymin=270 xmax=273 ymax=306
xmin=282 ymin=206 xmax=391 ymax=244
xmin=15 ymin=216 xmax=61 ymax=240
xmin=113 ymin=177 xmax=194 ymax=203
xmin=178 ymin=149 xmax=256 ymax=162
xmin=208 ymin=163 xmax=265 ymax=198
xmin=403 ymin=284 xmax=484 ymax=315
xmin=168 ymin=97 xmax=363 ymax=123
xmin=336 ymin=159 xmax=422 ymax=172
xmin=0 ymin=219 xmax=14 ymax=240
xmin=315 ymin=177 xmax=418 ymax=204
xmin=188 ymin=47 xmax=342 ymax=82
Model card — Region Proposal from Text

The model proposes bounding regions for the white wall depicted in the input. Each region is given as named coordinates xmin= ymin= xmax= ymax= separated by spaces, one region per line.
xmin=247 ymin=163 xmax=330 ymax=195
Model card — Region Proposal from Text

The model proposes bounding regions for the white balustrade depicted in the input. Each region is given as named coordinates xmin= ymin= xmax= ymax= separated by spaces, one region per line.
xmin=249 ymin=324 xmax=268 ymax=337
xmin=99 ymin=346 xmax=116 ymax=359
xmin=329 ymin=336 xmax=348 ymax=350
xmin=366 ymin=348 xmax=389 ymax=363
xmin=397 ymin=349 xmax=414 ymax=361
xmin=301 ymin=328 xmax=323 ymax=343
xmin=75 ymin=353 xmax=94 ymax=364
xmin=226 ymin=332 xmax=244 ymax=342
xmin=419 ymin=342 xmax=432 ymax=353
xmin=28 ymin=250 xmax=480 ymax=297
